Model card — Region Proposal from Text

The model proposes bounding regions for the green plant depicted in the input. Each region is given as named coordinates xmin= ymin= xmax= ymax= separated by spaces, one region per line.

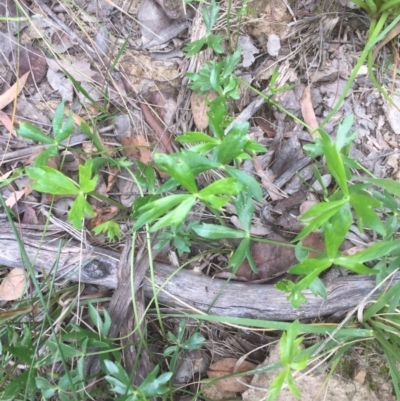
xmin=321 ymin=2 xmax=400 ymax=125
xmin=26 ymin=159 xmax=98 ymax=230
xmin=267 ymin=320 xmax=308 ymax=401
xmin=276 ymin=114 xmax=400 ymax=307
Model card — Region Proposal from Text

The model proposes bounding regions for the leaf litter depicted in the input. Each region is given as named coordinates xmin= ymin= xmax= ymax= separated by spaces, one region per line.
xmin=0 ymin=0 xmax=398 ymax=399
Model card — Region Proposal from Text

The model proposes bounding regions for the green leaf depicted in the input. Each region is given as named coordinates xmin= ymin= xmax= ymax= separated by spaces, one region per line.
xmin=208 ymin=33 xmax=224 ymax=53
xmin=233 ymin=192 xmax=254 ymax=233
xmin=154 ymin=153 xmax=198 ymax=193
xmin=16 ymin=122 xmax=55 ymax=144
xmin=308 ymin=277 xmax=327 ymax=299
xmin=295 ymin=200 xmax=347 ymax=241
xmin=34 ymin=145 xmax=59 ymax=167
xmin=350 ymin=193 xmax=385 ymax=235
xmin=267 ymin=370 xmax=287 ymax=401
xmin=140 ymin=366 xmax=172 ymax=397
xmin=319 ymin=129 xmax=349 ymax=196
xmin=286 ymin=371 xmax=302 ymax=398
xmin=216 ymin=122 xmax=250 ymax=164
xmin=222 ymin=48 xmax=242 ymax=78
xmin=53 ymin=104 xmax=74 ymax=143
xmin=202 ymin=0 xmax=219 ymax=33
xmin=184 ymin=37 xmax=207 ymax=57
xmin=133 ymin=194 xmax=192 ymax=230
xmin=229 ymin=237 xmax=251 ymax=272
xmin=177 ymin=132 xmax=219 ymax=144
xmin=150 ymin=197 xmax=196 ymax=232
xmin=289 ymin=257 xmax=331 ymax=275
xmin=207 ymin=96 xmax=227 ymax=140
xmin=35 ymin=377 xmax=57 ymax=399
xmin=323 ymin=202 xmax=352 ymax=258
xmin=336 ymin=240 xmax=400 ymax=264
xmin=79 ymin=159 xmax=98 ymax=193
xmin=199 ymin=178 xmax=244 ymax=197
xmin=225 ymin=167 xmax=263 ymax=201
xmin=92 ymin=220 xmax=122 ymax=242
xmin=26 ymin=166 xmax=80 ymax=195
xmin=364 ymin=178 xmax=400 ymax=198
xmin=336 ymin=114 xmax=357 ymax=151
xmin=52 ymin=101 xmax=65 ymax=139
xmin=182 ymin=332 xmax=206 ymax=350
xmin=193 ymin=223 xmax=246 ymax=239
xmin=80 ymin=121 xmax=105 ymax=152
xmin=68 ymin=194 xmax=94 ymax=229
xmin=333 ymin=259 xmax=376 ymax=274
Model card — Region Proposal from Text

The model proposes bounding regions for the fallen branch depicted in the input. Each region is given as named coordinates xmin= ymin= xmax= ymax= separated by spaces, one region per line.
xmin=1 ymin=225 xmax=398 ymax=321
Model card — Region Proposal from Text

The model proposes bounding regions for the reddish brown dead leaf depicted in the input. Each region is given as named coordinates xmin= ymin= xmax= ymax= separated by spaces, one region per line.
xmin=0 ymin=71 xmax=30 ymax=110
xmin=5 ymin=189 xmax=25 ymax=208
xmin=121 ymin=135 xmax=152 ymax=164
xmin=0 ymin=268 xmax=26 ymax=301
xmin=300 ymin=85 xmax=319 ymax=136
xmin=21 ymin=206 xmax=39 ymax=225
xmin=0 ymin=110 xmax=13 ymax=130
xmin=207 ymin=358 xmax=256 ymax=393
xmin=89 ymin=205 xmax=119 ymax=229
xmin=18 ymin=45 xmax=47 ymax=85
xmin=254 ymin=117 xmax=276 ymax=137
xmin=237 ymin=232 xmax=325 ymax=281
xmin=140 ymin=102 xmax=175 ymax=154
xmin=191 ymin=92 xmax=217 ymax=130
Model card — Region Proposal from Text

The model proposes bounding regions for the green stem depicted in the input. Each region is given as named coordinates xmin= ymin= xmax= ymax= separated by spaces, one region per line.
xmin=321 ymin=12 xmax=391 ymax=128
xmin=379 ymin=0 xmax=400 ymax=12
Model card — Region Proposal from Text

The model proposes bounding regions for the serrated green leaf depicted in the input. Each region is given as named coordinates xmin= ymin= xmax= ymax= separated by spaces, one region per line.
xmin=336 ymin=114 xmax=357 ymax=151
xmin=154 ymin=153 xmax=198 ymax=193
xmin=79 ymin=159 xmax=98 ymax=193
xmin=229 ymin=237 xmax=251 ymax=272
xmin=199 ymin=178 xmax=244 ymax=198
xmin=324 ymin=202 xmax=352 ymax=258
xmin=16 ymin=122 xmax=55 ymax=144
xmin=184 ymin=37 xmax=207 ymax=57
xmin=202 ymin=0 xmax=219 ymax=33
xmin=68 ymin=194 xmax=94 ymax=229
xmin=193 ymin=223 xmax=246 ymax=239
xmin=52 ymin=101 xmax=65 ymax=138
xmin=150 ymin=197 xmax=196 ymax=232
xmin=222 ymin=48 xmax=242 ymax=78
xmin=57 ymin=109 xmax=74 ymax=143
xmin=295 ymin=200 xmax=347 ymax=241
xmin=208 ymin=33 xmax=223 ymax=53
xmin=233 ymin=192 xmax=254 ymax=233
xmin=364 ymin=178 xmax=400 ymax=198
xmin=140 ymin=366 xmax=172 ymax=397
xmin=26 ymin=166 xmax=80 ymax=195
xmin=34 ymin=145 xmax=59 ymax=167
xmin=93 ymin=220 xmax=122 ymax=242
xmin=308 ymin=276 xmax=327 ymax=299
xmin=350 ymin=193 xmax=385 ymax=235
xmin=133 ymin=194 xmax=191 ymax=230
xmin=225 ymin=167 xmax=263 ymax=201
xmin=289 ymin=258 xmax=331 ymax=275
xmin=177 ymin=132 xmax=218 ymax=144
xmin=216 ymin=122 xmax=249 ymax=164
xmin=337 ymin=240 xmax=400 ymax=264
xmin=319 ymin=130 xmax=349 ymax=196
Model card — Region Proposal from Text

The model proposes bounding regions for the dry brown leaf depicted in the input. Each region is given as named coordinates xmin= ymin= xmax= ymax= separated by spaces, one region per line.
xmin=5 ymin=189 xmax=25 ymax=208
xmin=300 ymin=85 xmax=319 ymax=136
xmin=0 ymin=268 xmax=26 ymax=301
xmin=207 ymin=358 xmax=256 ymax=393
xmin=0 ymin=71 xmax=30 ymax=110
xmin=0 ymin=110 xmax=13 ymax=130
xmin=18 ymin=45 xmax=47 ymax=85
xmin=207 ymin=358 xmax=257 ymax=393
xmin=191 ymin=91 xmax=217 ymax=130
xmin=121 ymin=135 xmax=152 ymax=164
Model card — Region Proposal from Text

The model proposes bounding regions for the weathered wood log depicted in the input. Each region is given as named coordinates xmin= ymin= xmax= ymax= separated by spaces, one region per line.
xmin=1 ymin=230 xmax=398 ymax=321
